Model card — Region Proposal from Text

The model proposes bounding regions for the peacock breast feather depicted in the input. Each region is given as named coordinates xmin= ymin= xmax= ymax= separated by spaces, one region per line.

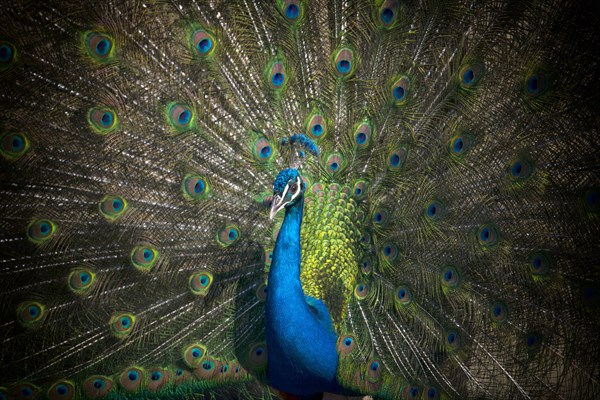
xmin=299 ymin=182 xmax=364 ymax=326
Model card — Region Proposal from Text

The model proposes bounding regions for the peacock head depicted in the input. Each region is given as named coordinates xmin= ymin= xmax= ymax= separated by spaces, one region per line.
xmin=270 ymin=168 xmax=305 ymax=220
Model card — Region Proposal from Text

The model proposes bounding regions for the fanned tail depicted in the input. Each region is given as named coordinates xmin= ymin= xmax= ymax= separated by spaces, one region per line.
xmin=1 ymin=0 xmax=599 ymax=399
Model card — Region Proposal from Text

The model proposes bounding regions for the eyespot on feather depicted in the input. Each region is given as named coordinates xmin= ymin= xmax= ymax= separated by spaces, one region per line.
xmin=82 ymin=376 xmax=112 ymax=399
xmin=253 ymin=137 xmax=275 ymax=161
xmin=262 ymin=248 xmax=273 ymax=266
xmin=387 ymin=146 xmax=408 ymax=170
xmin=266 ymin=59 xmax=287 ymax=90
xmin=524 ymin=71 xmax=549 ymax=97
xmin=0 ymin=40 xmax=17 ymax=68
xmin=367 ymin=359 xmax=382 ymax=382
xmin=88 ymin=107 xmax=118 ymax=134
xmin=376 ymin=0 xmax=399 ymax=28
xmin=256 ymin=283 xmax=268 ymax=302
xmin=381 ymin=242 xmax=399 ymax=262
xmin=173 ymin=368 xmax=192 ymax=385
xmin=148 ymin=369 xmax=169 ymax=392
xmin=131 ymin=245 xmax=159 ymax=271
xmin=441 ymin=266 xmax=460 ymax=288
xmin=119 ymin=367 xmax=145 ymax=392
xmin=182 ymin=174 xmax=210 ymax=201
xmin=191 ymin=29 xmax=216 ymax=57
xmin=395 ymin=285 xmax=412 ymax=306
xmin=354 ymin=283 xmax=369 ymax=300
xmin=280 ymin=0 xmax=303 ymax=22
xmin=16 ymin=301 xmax=46 ymax=328
xmin=403 ymin=385 xmax=421 ymax=399
xmin=215 ymin=361 xmax=233 ymax=381
xmin=99 ymin=195 xmax=127 ymax=220
xmin=68 ymin=268 xmax=96 ymax=294
xmin=10 ymin=383 xmax=40 ymax=400
xmin=167 ymin=103 xmax=195 ymax=131
xmin=360 ymin=256 xmax=374 ymax=275
xmin=194 ymin=357 xmax=218 ymax=379
xmin=1 ymin=132 xmax=30 ymax=160
xmin=490 ymin=301 xmax=509 ymax=323
xmin=84 ymin=32 xmax=115 ymax=62
xmin=423 ymin=384 xmax=440 ymax=400
xmin=529 ymin=252 xmax=552 ymax=276
xmin=47 ymin=381 xmax=75 ymax=400
xmin=233 ymin=362 xmax=248 ymax=380
xmin=425 ymin=200 xmax=445 ymax=220
xmin=477 ymin=224 xmax=498 ymax=246
xmin=353 ymin=180 xmax=368 ymax=201
xmin=334 ymin=48 xmax=355 ymax=77
xmin=26 ymin=219 xmax=56 ymax=244
xmin=109 ymin=312 xmax=135 ymax=338
xmin=372 ymin=207 xmax=390 ymax=228
xmin=227 ymin=361 xmax=244 ymax=381
xmin=337 ymin=334 xmax=357 ymax=355
xmin=524 ymin=332 xmax=543 ymax=354
xmin=360 ymin=231 xmax=372 ymax=247
xmin=183 ymin=343 xmax=208 ymax=368
xmin=217 ymin=224 xmax=240 ymax=247
xmin=326 ymin=153 xmax=344 ymax=174
xmin=353 ymin=121 xmax=373 ymax=149
xmin=459 ymin=62 xmax=484 ymax=87
xmin=508 ymin=157 xmax=533 ymax=180
xmin=391 ymin=76 xmax=410 ymax=104
xmin=248 ymin=343 xmax=267 ymax=370
xmin=306 ymin=113 xmax=327 ymax=140
xmin=449 ymin=133 xmax=474 ymax=157
xmin=445 ymin=330 xmax=461 ymax=352
xmin=189 ymin=271 xmax=213 ymax=296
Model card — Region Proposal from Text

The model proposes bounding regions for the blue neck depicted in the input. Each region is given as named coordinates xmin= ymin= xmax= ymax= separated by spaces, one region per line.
xmin=268 ymin=197 xmax=304 ymax=301
xmin=265 ymin=196 xmax=340 ymax=396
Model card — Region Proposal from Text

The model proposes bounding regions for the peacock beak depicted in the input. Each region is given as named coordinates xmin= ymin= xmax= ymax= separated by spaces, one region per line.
xmin=269 ymin=194 xmax=286 ymax=220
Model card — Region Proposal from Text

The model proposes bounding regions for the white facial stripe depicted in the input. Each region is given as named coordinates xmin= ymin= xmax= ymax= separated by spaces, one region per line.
xmin=280 ymin=182 xmax=290 ymax=201
xmin=290 ymin=177 xmax=301 ymax=202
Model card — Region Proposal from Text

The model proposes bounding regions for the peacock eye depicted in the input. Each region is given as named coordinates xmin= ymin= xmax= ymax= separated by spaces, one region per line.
xmin=290 ymin=183 xmax=298 ymax=192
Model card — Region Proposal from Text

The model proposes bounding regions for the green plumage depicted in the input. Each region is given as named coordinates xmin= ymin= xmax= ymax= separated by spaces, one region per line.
xmin=1 ymin=0 xmax=599 ymax=399
xmin=300 ymin=183 xmax=363 ymax=325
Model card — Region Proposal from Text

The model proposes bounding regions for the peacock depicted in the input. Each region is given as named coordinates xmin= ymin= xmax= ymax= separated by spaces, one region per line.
xmin=1 ymin=0 xmax=599 ymax=399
